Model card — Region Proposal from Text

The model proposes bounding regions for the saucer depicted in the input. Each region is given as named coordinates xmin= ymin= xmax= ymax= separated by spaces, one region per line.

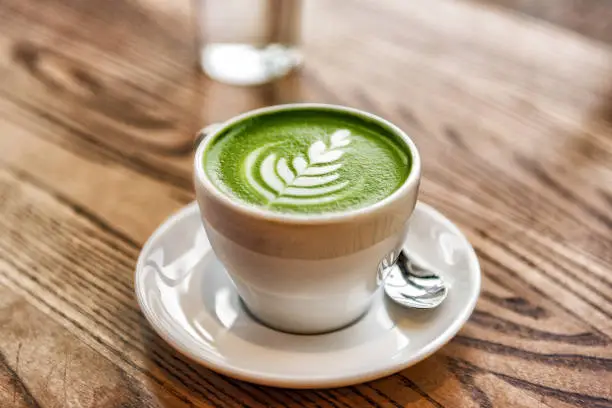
xmin=135 ymin=202 xmax=480 ymax=388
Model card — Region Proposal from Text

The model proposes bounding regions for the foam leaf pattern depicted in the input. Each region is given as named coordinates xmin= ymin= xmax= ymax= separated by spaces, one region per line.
xmin=244 ymin=129 xmax=353 ymax=206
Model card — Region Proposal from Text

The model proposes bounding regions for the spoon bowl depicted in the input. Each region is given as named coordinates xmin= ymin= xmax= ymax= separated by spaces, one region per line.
xmin=383 ymin=250 xmax=448 ymax=309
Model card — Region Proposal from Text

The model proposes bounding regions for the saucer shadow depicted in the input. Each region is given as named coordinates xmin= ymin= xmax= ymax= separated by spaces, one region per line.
xmin=354 ymin=353 xmax=451 ymax=406
xmin=140 ymin=323 xmax=363 ymax=406
xmin=141 ymin=320 xmax=452 ymax=407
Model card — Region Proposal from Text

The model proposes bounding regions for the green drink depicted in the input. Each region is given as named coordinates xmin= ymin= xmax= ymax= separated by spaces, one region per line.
xmin=203 ymin=106 xmax=412 ymax=214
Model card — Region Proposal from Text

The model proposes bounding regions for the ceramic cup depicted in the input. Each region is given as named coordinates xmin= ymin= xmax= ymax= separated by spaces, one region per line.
xmin=193 ymin=103 xmax=421 ymax=334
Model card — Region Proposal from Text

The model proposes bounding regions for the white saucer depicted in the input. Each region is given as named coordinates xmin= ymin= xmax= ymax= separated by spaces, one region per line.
xmin=135 ymin=201 xmax=480 ymax=389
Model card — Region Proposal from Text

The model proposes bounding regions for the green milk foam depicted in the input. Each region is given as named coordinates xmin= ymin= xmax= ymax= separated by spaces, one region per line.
xmin=203 ymin=108 xmax=411 ymax=214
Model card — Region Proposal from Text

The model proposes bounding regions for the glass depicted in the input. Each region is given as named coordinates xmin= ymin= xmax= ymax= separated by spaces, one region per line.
xmin=193 ymin=0 xmax=303 ymax=86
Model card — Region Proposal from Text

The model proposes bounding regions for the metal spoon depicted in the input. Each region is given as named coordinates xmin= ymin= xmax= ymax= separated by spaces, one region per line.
xmin=383 ymin=250 xmax=448 ymax=309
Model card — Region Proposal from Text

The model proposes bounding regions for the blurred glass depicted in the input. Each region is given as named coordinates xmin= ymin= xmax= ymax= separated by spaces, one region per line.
xmin=193 ymin=0 xmax=303 ymax=86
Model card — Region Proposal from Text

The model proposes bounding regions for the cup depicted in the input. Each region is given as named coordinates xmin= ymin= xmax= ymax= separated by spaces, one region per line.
xmin=192 ymin=0 xmax=303 ymax=86
xmin=193 ymin=104 xmax=421 ymax=334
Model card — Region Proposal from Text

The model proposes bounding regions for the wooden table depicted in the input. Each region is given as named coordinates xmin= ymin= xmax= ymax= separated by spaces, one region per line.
xmin=1 ymin=0 xmax=611 ymax=406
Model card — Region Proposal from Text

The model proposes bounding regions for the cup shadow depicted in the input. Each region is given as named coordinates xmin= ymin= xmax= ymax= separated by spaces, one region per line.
xmin=198 ymin=256 xmax=446 ymax=354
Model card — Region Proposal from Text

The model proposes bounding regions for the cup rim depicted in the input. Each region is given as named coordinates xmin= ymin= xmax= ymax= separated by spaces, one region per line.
xmin=193 ymin=103 xmax=421 ymax=225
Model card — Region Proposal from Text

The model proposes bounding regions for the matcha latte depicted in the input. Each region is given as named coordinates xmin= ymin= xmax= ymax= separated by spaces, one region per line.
xmin=202 ymin=107 xmax=412 ymax=214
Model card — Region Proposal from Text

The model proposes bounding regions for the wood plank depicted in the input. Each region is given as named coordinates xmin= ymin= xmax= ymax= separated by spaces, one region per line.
xmin=0 ymin=103 xmax=188 ymax=245
xmin=0 ymin=290 xmax=191 ymax=408
xmin=471 ymin=0 xmax=612 ymax=45
xmin=0 ymin=0 xmax=611 ymax=405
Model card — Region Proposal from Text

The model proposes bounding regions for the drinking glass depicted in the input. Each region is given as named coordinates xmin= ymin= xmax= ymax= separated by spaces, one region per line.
xmin=193 ymin=0 xmax=303 ymax=86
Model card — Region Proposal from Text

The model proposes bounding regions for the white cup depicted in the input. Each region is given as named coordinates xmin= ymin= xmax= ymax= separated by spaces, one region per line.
xmin=193 ymin=103 xmax=421 ymax=334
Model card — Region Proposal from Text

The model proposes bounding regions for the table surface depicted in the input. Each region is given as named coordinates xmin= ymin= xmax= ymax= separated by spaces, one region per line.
xmin=1 ymin=0 xmax=611 ymax=406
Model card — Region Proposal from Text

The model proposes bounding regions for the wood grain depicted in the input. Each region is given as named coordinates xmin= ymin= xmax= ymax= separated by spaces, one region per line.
xmin=474 ymin=0 xmax=612 ymax=45
xmin=0 ymin=0 xmax=611 ymax=406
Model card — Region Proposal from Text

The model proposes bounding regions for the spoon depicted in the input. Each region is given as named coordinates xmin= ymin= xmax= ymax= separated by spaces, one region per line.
xmin=383 ymin=250 xmax=448 ymax=309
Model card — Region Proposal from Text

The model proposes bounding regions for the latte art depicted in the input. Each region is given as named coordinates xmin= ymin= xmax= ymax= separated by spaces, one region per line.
xmin=203 ymin=107 xmax=411 ymax=214
xmin=246 ymin=130 xmax=353 ymax=205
